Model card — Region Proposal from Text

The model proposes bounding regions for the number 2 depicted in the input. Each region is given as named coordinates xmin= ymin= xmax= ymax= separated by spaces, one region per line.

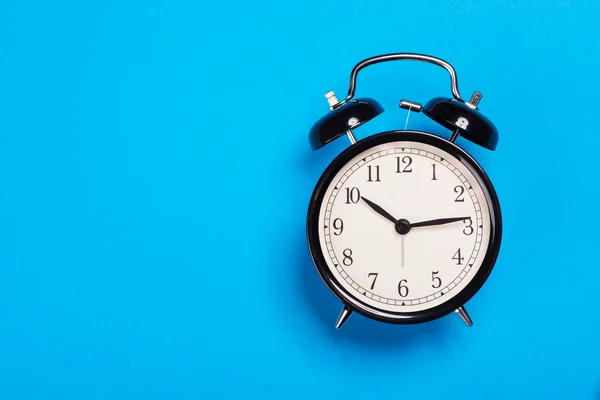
xmin=454 ymin=185 xmax=465 ymax=202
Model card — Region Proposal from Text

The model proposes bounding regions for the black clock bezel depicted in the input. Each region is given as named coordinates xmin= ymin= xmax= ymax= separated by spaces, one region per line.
xmin=306 ymin=130 xmax=502 ymax=325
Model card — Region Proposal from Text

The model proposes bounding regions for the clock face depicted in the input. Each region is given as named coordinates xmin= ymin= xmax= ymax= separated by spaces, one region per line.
xmin=308 ymin=131 xmax=501 ymax=323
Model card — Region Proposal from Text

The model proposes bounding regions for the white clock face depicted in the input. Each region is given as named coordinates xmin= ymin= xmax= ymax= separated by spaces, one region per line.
xmin=317 ymin=139 xmax=492 ymax=313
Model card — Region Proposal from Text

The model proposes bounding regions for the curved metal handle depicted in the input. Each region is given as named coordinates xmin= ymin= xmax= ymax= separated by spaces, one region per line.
xmin=332 ymin=53 xmax=463 ymax=109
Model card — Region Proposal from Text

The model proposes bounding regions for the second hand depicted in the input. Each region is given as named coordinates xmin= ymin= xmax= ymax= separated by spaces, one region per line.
xmin=401 ymin=235 xmax=405 ymax=267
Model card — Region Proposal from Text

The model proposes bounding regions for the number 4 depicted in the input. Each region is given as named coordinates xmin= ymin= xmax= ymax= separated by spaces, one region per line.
xmin=452 ymin=248 xmax=464 ymax=265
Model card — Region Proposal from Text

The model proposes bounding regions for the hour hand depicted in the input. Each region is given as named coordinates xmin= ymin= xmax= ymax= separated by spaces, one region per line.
xmin=360 ymin=196 xmax=397 ymax=224
xmin=411 ymin=216 xmax=471 ymax=228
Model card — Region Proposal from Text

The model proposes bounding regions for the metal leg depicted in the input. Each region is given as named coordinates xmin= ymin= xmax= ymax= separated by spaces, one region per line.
xmin=335 ymin=305 xmax=353 ymax=329
xmin=455 ymin=306 xmax=473 ymax=327
xmin=345 ymin=130 xmax=357 ymax=144
xmin=449 ymin=129 xmax=460 ymax=143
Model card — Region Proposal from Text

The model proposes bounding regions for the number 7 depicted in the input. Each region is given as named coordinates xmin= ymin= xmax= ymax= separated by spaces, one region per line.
xmin=368 ymin=273 xmax=378 ymax=290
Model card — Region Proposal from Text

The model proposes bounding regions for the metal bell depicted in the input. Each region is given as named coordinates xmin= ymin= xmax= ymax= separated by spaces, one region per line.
xmin=422 ymin=94 xmax=499 ymax=150
xmin=309 ymin=96 xmax=383 ymax=150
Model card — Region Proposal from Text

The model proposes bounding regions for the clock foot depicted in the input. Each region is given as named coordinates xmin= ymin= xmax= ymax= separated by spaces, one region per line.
xmin=455 ymin=306 xmax=473 ymax=327
xmin=335 ymin=305 xmax=353 ymax=329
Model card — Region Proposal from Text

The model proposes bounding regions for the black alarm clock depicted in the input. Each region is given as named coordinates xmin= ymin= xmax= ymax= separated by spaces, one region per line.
xmin=306 ymin=53 xmax=502 ymax=329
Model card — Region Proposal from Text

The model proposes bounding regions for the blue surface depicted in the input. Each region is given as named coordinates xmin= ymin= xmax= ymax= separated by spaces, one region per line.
xmin=1 ymin=1 xmax=599 ymax=399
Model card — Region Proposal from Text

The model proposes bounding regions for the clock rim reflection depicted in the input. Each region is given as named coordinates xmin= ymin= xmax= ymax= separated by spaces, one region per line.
xmin=306 ymin=131 xmax=502 ymax=325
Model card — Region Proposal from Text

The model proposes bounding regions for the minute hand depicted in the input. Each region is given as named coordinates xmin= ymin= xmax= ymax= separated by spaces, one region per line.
xmin=411 ymin=217 xmax=471 ymax=228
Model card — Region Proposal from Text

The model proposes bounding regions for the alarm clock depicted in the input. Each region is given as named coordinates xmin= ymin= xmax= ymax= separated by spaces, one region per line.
xmin=306 ymin=53 xmax=502 ymax=329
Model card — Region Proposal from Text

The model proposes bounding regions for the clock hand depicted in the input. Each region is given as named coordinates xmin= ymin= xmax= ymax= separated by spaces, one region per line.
xmin=411 ymin=216 xmax=471 ymax=228
xmin=400 ymin=235 xmax=405 ymax=268
xmin=360 ymin=196 xmax=398 ymax=224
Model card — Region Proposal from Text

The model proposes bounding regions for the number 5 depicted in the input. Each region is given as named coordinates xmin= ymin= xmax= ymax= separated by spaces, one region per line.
xmin=431 ymin=271 xmax=442 ymax=289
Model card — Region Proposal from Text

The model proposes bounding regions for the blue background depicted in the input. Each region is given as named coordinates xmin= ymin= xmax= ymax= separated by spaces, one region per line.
xmin=1 ymin=1 xmax=599 ymax=399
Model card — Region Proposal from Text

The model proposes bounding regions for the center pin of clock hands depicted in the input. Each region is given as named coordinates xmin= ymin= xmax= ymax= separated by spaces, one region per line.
xmin=360 ymin=196 xmax=471 ymax=235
